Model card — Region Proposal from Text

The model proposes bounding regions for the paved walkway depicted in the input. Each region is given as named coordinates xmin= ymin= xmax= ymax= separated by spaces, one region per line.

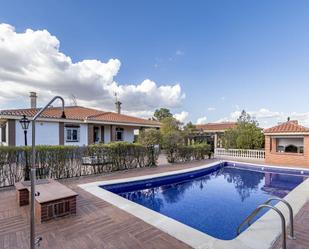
xmin=0 ymin=159 xmax=215 ymax=249
xmin=0 ymin=158 xmax=308 ymax=249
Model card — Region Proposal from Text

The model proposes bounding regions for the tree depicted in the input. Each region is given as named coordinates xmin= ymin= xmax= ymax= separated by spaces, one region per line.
xmin=183 ymin=122 xmax=196 ymax=132
xmin=138 ymin=128 xmax=162 ymax=166
xmin=237 ymin=110 xmax=258 ymax=125
xmin=153 ymin=108 xmax=173 ymax=121
xmin=138 ymin=128 xmax=161 ymax=147
xmin=159 ymin=117 xmax=184 ymax=162
xmin=160 ymin=116 xmax=182 ymax=134
xmin=223 ymin=110 xmax=264 ymax=149
xmin=182 ymin=122 xmax=197 ymax=145
xmin=162 ymin=130 xmax=184 ymax=163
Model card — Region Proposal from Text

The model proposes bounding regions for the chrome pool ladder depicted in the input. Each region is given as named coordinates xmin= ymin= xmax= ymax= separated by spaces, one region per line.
xmin=236 ymin=197 xmax=295 ymax=249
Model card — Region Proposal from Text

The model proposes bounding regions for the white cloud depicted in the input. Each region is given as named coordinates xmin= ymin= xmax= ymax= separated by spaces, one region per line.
xmin=196 ymin=116 xmax=207 ymax=124
xmin=0 ymin=23 xmax=185 ymax=117
xmin=220 ymin=96 xmax=225 ymax=101
xmin=175 ymin=50 xmax=184 ymax=56
xmin=230 ymin=111 xmax=241 ymax=120
xmin=215 ymin=117 xmax=232 ymax=123
xmin=249 ymin=108 xmax=282 ymax=119
xmin=289 ymin=112 xmax=309 ymax=126
xmin=216 ymin=108 xmax=309 ymax=128
xmin=173 ymin=111 xmax=189 ymax=123
xmin=207 ymin=107 xmax=216 ymax=111
xmin=217 ymin=108 xmax=282 ymax=125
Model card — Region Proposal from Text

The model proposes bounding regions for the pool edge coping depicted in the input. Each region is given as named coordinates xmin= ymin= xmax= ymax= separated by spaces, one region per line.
xmin=78 ymin=161 xmax=309 ymax=249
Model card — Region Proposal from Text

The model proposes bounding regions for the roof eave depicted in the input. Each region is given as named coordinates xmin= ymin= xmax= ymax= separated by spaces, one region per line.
xmin=0 ymin=114 xmax=160 ymax=128
xmin=264 ymin=132 xmax=309 ymax=136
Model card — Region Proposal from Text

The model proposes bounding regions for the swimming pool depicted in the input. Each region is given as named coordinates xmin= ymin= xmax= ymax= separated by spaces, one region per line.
xmin=101 ymin=162 xmax=307 ymax=240
xmin=80 ymin=161 xmax=309 ymax=249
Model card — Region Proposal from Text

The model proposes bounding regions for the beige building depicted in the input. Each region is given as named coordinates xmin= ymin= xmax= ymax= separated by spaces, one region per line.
xmin=192 ymin=122 xmax=237 ymax=149
xmin=264 ymin=120 xmax=309 ymax=168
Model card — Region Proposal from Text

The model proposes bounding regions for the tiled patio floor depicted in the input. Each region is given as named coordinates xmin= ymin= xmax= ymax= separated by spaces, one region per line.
xmin=271 ymin=202 xmax=309 ymax=249
xmin=0 ymin=159 xmax=308 ymax=249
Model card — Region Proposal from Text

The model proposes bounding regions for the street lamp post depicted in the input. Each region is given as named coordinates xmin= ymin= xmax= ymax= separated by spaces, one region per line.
xmin=19 ymin=115 xmax=30 ymax=180
xmin=30 ymin=96 xmax=66 ymax=249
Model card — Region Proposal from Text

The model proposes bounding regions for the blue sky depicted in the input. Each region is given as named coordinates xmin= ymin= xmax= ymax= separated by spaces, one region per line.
xmin=0 ymin=0 xmax=309 ymax=127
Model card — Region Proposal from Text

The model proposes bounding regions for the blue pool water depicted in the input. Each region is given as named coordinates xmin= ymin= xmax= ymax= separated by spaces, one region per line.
xmin=102 ymin=163 xmax=307 ymax=240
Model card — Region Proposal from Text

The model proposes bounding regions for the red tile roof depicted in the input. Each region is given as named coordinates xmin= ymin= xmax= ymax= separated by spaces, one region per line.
xmin=264 ymin=120 xmax=309 ymax=134
xmin=0 ymin=106 xmax=160 ymax=127
xmin=196 ymin=122 xmax=237 ymax=131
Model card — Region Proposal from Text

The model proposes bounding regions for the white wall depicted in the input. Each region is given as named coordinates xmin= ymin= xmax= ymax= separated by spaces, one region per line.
xmin=123 ymin=126 xmax=135 ymax=143
xmin=16 ymin=121 xmax=59 ymax=146
xmin=102 ymin=125 xmax=135 ymax=144
xmin=64 ymin=124 xmax=88 ymax=146
xmin=104 ymin=125 xmax=111 ymax=143
xmin=0 ymin=122 xmax=8 ymax=146
xmin=9 ymin=121 xmax=139 ymax=146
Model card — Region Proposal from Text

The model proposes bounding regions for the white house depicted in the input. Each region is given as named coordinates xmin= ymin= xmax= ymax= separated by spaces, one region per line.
xmin=0 ymin=93 xmax=160 ymax=146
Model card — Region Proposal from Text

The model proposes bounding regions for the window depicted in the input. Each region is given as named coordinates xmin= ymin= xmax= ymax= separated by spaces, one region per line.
xmin=65 ymin=125 xmax=80 ymax=142
xmin=276 ymin=138 xmax=304 ymax=154
xmin=116 ymin=128 xmax=124 ymax=141
xmin=1 ymin=124 xmax=6 ymax=143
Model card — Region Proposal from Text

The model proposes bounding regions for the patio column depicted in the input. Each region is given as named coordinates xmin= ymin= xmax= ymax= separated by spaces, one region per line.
xmin=87 ymin=124 xmax=94 ymax=145
xmin=8 ymin=119 xmax=16 ymax=146
xmin=59 ymin=122 xmax=64 ymax=145
xmin=214 ymin=133 xmax=218 ymax=149
xmin=110 ymin=125 xmax=116 ymax=142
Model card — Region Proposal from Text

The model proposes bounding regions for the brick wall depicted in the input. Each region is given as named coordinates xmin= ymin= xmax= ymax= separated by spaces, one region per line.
xmin=16 ymin=188 xmax=29 ymax=206
xmin=265 ymin=135 xmax=309 ymax=168
xmin=36 ymin=196 xmax=77 ymax=223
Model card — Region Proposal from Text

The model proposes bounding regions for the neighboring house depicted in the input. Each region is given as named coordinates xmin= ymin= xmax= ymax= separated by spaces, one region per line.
xmin=264 ymin=120 xmax=309 ymax=167
xmin=192 ymin=122 xmax=237 ymax=149
xmin=0 ymin=95 xmax=160 ymax=146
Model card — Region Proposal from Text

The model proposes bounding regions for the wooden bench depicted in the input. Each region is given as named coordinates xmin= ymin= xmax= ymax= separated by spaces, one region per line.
xmin=15 ymin=179 xmax=78 ymax=222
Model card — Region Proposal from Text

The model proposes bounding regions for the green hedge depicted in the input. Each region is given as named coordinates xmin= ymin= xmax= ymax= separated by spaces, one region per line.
xmin=166 ymin=143 xmax=211 ymax=163
xmin=0 ymin=142 xmax=158 ymax=187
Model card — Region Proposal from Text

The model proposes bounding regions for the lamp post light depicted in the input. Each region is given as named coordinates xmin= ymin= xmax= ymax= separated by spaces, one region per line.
xmin=19 ymin=115 xmax=30 ymax=180
xmin=30 ymin=96 xmax=66 ymax=249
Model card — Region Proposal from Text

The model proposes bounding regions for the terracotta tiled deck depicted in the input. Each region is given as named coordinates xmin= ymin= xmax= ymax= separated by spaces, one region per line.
xmin=0 ymin=159 xmax=308 ymax=249
xmin=271 ymin=202 xmax=309 ymax=249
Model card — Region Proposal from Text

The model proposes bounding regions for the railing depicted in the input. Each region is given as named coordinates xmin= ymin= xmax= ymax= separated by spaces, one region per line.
xmin=215 ymin=148 xmax=265 ymax=160
xmin=237 ymin=197 xmax=296 ymax=249
xmin=237 ymin=204 xmax=287 ymax=249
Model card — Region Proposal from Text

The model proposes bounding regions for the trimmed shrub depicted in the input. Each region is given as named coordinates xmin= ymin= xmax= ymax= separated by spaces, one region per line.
xmin=0 ymin=142 xmax=159 ymax=187
xmin=166 ymin=143 xmax=211 ymax=163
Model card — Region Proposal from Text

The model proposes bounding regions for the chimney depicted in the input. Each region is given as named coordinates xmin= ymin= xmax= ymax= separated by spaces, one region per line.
xmin=30 ymin=92 xmax=37 ymax=108
xmin=115 ymin=100 xmax=122 ymax=114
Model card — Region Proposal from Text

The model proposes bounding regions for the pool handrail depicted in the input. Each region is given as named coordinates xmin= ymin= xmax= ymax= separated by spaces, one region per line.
xmin=237 ymin=204 xmax=287 ymax=249
xmin=263 ymin=197 xmax=295 ymax=239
